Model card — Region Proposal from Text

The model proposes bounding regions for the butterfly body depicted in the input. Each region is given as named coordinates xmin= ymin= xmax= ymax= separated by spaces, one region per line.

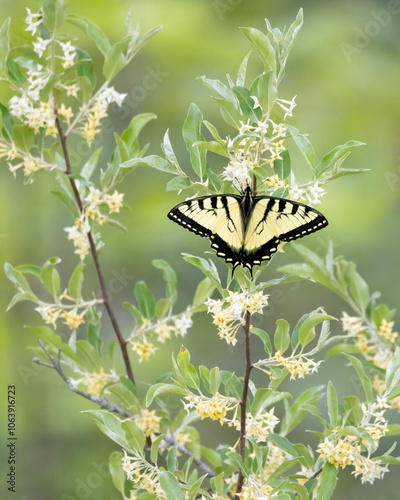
xmin=168 ymin=186 xmax=328 ymax=276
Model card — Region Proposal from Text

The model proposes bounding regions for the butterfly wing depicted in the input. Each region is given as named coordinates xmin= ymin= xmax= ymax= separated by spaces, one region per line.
xmin=242 ymin=196 xmax=328 ymax=271
xmin=167 ymin=194 xmax=246 ymax=267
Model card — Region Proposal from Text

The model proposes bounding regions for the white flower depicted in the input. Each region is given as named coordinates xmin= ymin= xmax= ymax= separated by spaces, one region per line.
xmin=307 ymin=182 xmax=326 ymax=205
xmin=276 ymin=95 xmax=297 ymax=119
xmin=223 ymin=160 xmax=251 ymax=191
xmin=65 ymin=84 xmax=80 ymax=97
xmin=33 ymin=37 xmax=51 ymax=58
xmin=101 ymin=87 xmax=127 ymax=107
xmin=250 ymin=95 xmax=261 ymax=109
xmin=175 ymin=314 xmax=193 ymax=336
xmin=25 ymin=8 xmax=42 ymax=36
xmin=289 ymin=184 xmax=305 ymax=202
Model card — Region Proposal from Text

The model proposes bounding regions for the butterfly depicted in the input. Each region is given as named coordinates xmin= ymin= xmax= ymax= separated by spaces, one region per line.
xmin=167 ymin=186 xmax=328 ymax=276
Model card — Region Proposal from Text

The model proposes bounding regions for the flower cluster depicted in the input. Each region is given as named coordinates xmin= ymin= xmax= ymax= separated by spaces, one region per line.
xmin=0 ymin=139 xmax=55 ymax=180
xmin=129 ymin=311 xmax=194 ymax=362
xmin=237 ymin=411 xmax=279 ymax=443
xmin=79 ymin=87 xmax=127 ymax=146
xmin=205 ymin=291 xmax=269 ymax=346
xmin=341 ymin=312 xmax=398 ymax=371
xmin=122 ymin=451 xmax=167 ymax=499
xmin=64 ymin=188 xmax=125 ymax=260
xmin=79 ymin=367 xmax=118 ymax=397
xmin=183 ymin=393 xmax=238 ymax=425
xmin=134 ymin=408 xmax=161 ymax=439
xmin=318 ymin=396 xmax=390 ymax=485
xmin=373 ymin=376 xmax=400 ymax=411
xmin=34 ymin=290 xmax=100 ymax=330
xmin=318 ymin=436 xmax=388 ymax=484
xmin=237 ymin=474 xmax=275 ymax=500
xmin=132 ymin=341 xmax=157 ymax=363
xmin=265 ymin=351 xmax=322 ymax=380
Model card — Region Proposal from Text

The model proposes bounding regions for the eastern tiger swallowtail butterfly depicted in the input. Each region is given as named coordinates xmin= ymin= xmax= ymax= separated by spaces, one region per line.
xmin=167 ymin=186 xmax=328 ymax=276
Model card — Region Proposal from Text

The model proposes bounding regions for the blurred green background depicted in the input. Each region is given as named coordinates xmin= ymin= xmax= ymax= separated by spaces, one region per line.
xmin=1 ymin=0 xmax=399 ymax=498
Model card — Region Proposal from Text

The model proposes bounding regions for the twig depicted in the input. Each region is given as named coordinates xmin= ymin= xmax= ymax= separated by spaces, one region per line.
xmin=294 ymin=466 xmax=324 ymax=496
xmin=235 ymin=310 xmax=253 ymax=499
xmin=34 ymin=344 xmax=217 ymax=480
xmin=34 ymin=341 xmax=132 ymax=417
xmin=164 ymin=433 xmax=216 ymax=478
xmin=54 ymin=108 xmax=135 ymax=385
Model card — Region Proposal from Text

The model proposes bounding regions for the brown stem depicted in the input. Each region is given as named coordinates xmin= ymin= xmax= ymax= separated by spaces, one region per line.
xmin=235 ymin=310 xmax=253 ymax=499
xmin=54 ymin=109 xmax=135 ymax=385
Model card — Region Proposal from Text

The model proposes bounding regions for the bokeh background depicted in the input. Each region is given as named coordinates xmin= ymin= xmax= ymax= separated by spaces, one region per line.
xmin=1 ymin=0 xmax=399 ymax=498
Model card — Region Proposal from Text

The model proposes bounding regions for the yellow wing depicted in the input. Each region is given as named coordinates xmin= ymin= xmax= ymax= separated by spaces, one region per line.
xmin=243 ymin=197 xmax=328 ymax=268
xmin=167 ymin=194 xmax=245 ymax=262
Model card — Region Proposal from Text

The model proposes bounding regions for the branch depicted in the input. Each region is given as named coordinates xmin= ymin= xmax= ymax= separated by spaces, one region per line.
xmin=294 ymin=466 xmax=324 ymax=496
xmin=235 ymin=310 xmax=252 ymax=499
xmin=163 ymin=433 xmax=216 ymax=478
xmin=34 ymin=344 xmax=217 ymax=480
xmin=54 ymin=108 xmax=135 ymax=385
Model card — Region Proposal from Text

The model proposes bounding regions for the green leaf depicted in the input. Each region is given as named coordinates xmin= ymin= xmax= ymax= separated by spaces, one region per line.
xmin=67 ymin=14 xmax=111 ymax=56
xmin=68 ymin=261 xmax=85 ymax=300
xmin=153 ymin=259 xmax=178 ymax=306
xmin=315 ymin=462 xmax=337 ymax=500
xmin=159 ymin=471 xmax=186 ymax=500
xmin=182 ymin=103 xmax=206 ymax=182
xmin=343 ymin=395 xmax=363 ymax=426
xmin=256 ymin=71 xmax=278 ymax=113
xmin=0 ymin=18 xmax=10 ymax=76
xmin=166 ymin=176 xmax=191 ymax=192
xmin=40 ymin=257 xmax=61 ymax=297
xmin=386 ymin=346 xmax=400 ymax=395
xmin=209 ymin=367 xmax=221 ymax=395
xmin=281 ymin=9 xmax=304 ymax=63
xmin=121 ymin=112 xmax=157 ymax=156
xmin=7 ymin=57 xmax=26 ymax=86
xmin=282 ymin=386 xmax=324 ymax=435
xmin=240 ymin=27 xmax=276 ymax=73
xmin=81 ymin=148 xmax=102 ymax=181
xmin=109 ymin=451 xmax=126 ymax=495
xmin=14 ymin=125 xmax=35 ymax=152
xmin=145 ymin=382 xmax=187 ymax=406
xmin=122 ymin=155 xmax=179 ymax=174
xmin=29 ymin=325 xmax=81 ymax=364
xmin=327 ymin=381 xmax=339 ymax=428
xmin=299 ymin=313 xmax=334 ymax=348
xmin=162 ymin=129 xmax=181 ymax=171
xmin=273 ymin=150 xmax=291 ymax=180
xmin=273 ymin=319 xmax=290 ymax=354
xmin=345 ymin=354 xmax=373 ymax=402
xmin=182 ymin=254 xmax=222 ymax=293
xmin=232 ymin=86 xmax=262 ymax=122
xmin=103 ymin=41 xmax=126 ymax=80
xmin=4 ymin=263 xmax=31 ymax=292
xmin=150 ymin=434 xmax=165 ymax=465
xmin=315 ymin=140 xmax=365 ymax=178
xmin=193 ymin=278 xmax=215 ymax=309
xmin=123 ymin=302 xmax=143 ymax=326
xmin=251 ymin=327 xmax=272 ymax=355
xmin=43 ymin=0 xmax=65 ymax=32
xmin=119 ymin=375 xmax=139 ymax=400
xmin=134 ymin=281 xmax=156 ymax=319
xmin=167 ymin=445 xmax=179 ymax=472
xmin=177 ymin=348 xmax=200 ymax=390
xmin=286 ymin=125 xmax=315 ymax=170
xmin=236 ymin=51 xmax=252 ymax=86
